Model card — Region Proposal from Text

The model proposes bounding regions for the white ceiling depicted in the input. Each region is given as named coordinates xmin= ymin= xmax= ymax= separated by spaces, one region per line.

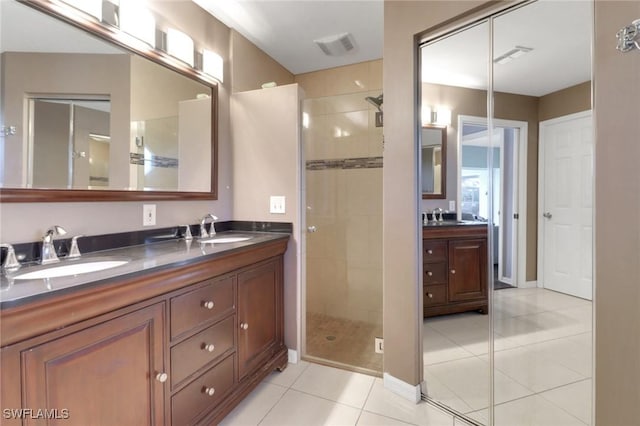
xmin=2 ymin=0 xmax=591 ymax=97
xmin=195 ymin=0 xmax=591 ymax=96
xmin=193 ymin=0 xmax=383 ymax=75
xmin=421 ymin=0 xmax=592 ymax=97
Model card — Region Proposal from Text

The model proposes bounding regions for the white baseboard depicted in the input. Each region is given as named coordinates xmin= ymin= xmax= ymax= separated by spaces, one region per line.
xmin=288 ymin=349 xmax=299 ymax=364
xmin=383 ymin=373 xmax=421 ymax=403
xmin=520 ymin=280 xmax=538 ymax=288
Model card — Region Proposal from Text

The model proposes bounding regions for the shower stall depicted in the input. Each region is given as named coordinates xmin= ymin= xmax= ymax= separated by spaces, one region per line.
xmin=303 ymin=91 xmax=383 ymax=374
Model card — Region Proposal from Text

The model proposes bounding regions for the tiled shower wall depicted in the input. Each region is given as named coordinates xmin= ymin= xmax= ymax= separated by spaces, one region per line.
xmin=297 ymin=60 xmax=383 ymax=326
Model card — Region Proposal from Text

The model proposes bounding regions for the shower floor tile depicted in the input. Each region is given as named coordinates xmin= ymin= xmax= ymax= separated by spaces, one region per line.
xmin=306 ymin=312 xmax=382 ymax=372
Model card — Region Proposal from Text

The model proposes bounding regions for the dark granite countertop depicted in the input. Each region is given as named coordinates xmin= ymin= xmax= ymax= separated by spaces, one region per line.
xmin=0 ymin=229 xmax=289 ymax=309
xmin=423 ymin=220 xmax=488 ymax=228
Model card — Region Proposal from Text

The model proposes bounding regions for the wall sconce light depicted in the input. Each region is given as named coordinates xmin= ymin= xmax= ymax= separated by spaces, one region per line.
xmin=167 ymin=28 xmax=195 ymax=66
xmin=421 ymin=105 xmax=451 ymax=126
xmin=202 ymin=49 xmax=224 ymax=82
xmin=60 ymin=0 xmax=102 ymax=21
xmin=119 ymin=2 xmax=156 ymax=47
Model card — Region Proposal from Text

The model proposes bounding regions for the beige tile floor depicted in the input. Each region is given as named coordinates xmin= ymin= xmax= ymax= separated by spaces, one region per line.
xmin=424 ymin=287 xmax=592 ymax=425
xmin=220 ymin=361 xmax=464 ymax=426
xmin=220 ymin=287 xmax=592 ymax=426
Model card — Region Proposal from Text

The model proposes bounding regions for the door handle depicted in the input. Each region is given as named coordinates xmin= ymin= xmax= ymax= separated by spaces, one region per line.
xmin=543 ymin=212 xmax=552 ymax=219
xmin=307 ymin=226 xmax=317 ymax=233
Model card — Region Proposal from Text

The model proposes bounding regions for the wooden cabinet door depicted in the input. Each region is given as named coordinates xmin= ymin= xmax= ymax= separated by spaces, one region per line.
xmin=448 ymin=239 xmax=487 ymax=302
xmin=237 ymin=260 xmax=281 ymax=380
xmin=21 ymin=303 xmax=166 ymax=426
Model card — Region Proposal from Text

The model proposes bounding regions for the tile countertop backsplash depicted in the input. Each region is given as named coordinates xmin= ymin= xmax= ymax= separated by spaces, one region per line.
xmin=0 ymin=221 xmax=292 ymax=309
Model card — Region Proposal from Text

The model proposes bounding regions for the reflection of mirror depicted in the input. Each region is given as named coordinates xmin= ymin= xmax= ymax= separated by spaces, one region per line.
xmin=0 ymin=0 xmax=217 ymax=201
xmin=419 ymin=1 xmax=593 ymax=425
xmin=421 ymin=126 xmax=446 ymax=198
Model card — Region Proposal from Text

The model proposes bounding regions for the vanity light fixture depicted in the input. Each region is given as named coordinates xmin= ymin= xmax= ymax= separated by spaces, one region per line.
xmin=421 ymin=105 xmax=451 ymax=126
xmin=493 ymin=45 xmax=533 ymax=65
xmin=167 ymin=28 xmax=195 ymax=67
xmin=59 ymin=0 xmax=102 ymax=21
xmin=202 ymin=49 xmax=224 ymax=82
xmin=119 ymin=2 xmax=156 ymax=48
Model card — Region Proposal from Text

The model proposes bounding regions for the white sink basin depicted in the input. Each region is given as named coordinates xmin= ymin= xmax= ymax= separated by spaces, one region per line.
xmin=199 ymin=236 xmax=252 ymax=244
xmin=13 ymin=260 xmax=129 ymax=280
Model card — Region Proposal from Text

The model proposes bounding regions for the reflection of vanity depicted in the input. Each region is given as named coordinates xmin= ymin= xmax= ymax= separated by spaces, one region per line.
xmin=422 ymin=222 xmax=488 ymax=317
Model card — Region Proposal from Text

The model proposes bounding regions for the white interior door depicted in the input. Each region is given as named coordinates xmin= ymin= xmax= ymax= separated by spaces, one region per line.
xmin=539 ymin=111 xmax=593 ymax=300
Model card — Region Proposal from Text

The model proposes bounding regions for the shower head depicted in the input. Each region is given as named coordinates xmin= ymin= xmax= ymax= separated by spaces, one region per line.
xmin=365 ymin=94 xmax=383 ymax=112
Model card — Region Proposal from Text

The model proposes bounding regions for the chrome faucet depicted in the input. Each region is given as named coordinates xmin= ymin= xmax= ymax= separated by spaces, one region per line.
xmin=433 ymin=207 xmax=444 ymax=222
xmin=68 ymin=235 xmax=85 ymax=259
xmin=199 ymin=214 xmax=218 ymax=238
xmin=41 ymin=225 xmax=67 ymax=265
xmin=0 ymin=243 xmax=21 ymax=272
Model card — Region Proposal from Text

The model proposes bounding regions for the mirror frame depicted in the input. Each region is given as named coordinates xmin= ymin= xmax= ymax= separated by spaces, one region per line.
xmin=421 ymin=125 xmax=447 ymax=199
xmin=0 ymin=0 xmax=218 ymax=202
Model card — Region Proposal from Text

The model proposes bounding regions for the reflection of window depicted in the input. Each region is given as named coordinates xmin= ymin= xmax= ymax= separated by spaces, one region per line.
xmin=461 ymin=175 xmax=480 ymax=217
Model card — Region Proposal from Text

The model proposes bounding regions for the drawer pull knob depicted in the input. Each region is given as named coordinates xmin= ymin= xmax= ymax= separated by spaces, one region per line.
xmin=451 ymin=269 xmax=456 ymax=274
xmin=240 ymin=322 xmax=249 ymax=330
xmin=204 ymin=387 xmax=216 ymax=397
xmin=427 ymin=249 xmax=433 ymax=255
xmin=427 ymin=271 xmax=433 ymax=276
xmin=202 ymin=301 xmax=215 ymax=309
xmin=155 ymin=373 xmax=168 ymax=383
xmin=203 ymin=343 xmax=215 ymax=353
xmin=427 ymin=293 xmax=433 ymax=299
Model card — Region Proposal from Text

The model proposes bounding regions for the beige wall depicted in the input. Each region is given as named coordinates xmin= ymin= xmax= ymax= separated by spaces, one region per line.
xmin=539 ymin=81 xmax=591 ymax=122
xmin=231 ymin=30 xmax=295 ymax=93
xmin=594 ymin=1 xmax=640 ymax=423
xmin=231 ymin=84 xmax=302 ymax=352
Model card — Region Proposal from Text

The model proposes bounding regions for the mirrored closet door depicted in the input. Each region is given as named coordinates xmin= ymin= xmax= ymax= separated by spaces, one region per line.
xmin=419 ymin=1 xmax=593 ymax=425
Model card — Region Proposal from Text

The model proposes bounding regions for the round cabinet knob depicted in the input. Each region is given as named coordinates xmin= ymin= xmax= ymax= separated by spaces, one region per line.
xmin=451 ymin=269 xmax=456 ymax=274
xmin=427 ymin=293 xmax=433 ymax=299
xmin=203 ymin=343 xmax=215 ymax=353
xmin=427 ymin=271 xmax=433 ymax=276
xmin=240 ymin=322 xmax=249 ymax=330
xmin=202 ymin=301 xmax=215 ymax=309
xmin=204 ymin=387 xmax=215 ymax=397
xmin=427 ymin=249 xmax=433 ymax=255
xmin=156 ymin=373 xmax=168 ymax=383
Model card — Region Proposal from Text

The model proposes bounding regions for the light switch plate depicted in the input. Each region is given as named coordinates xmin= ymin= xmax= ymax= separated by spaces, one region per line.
xmin=143 ymin=204 xmax=156 ymax=226
xmin=449 ymin=200 xmax=456 ymax=211
xmin=270 ymin=196 xmax=286 ymax=214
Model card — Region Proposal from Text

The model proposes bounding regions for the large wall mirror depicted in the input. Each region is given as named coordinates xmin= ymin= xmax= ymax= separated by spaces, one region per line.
xmin=0 ymin=0 xmax=218 ymax=202
xmin=419 ymin=1 xmax=593 ymax=425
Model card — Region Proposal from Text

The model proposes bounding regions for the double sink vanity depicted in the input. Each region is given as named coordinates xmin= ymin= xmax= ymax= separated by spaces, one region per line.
xmin=0 ymin=221 xmax=290 ymax=425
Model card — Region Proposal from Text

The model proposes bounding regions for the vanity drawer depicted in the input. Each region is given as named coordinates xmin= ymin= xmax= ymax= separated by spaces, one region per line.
xmin=171 ymin=276 xmax=235 ymax=339
xmin=423 ymin=262 xmax=447 ymax=284
xmin=171 ymin=316 xmax=235 ymax=387
xmin=171 ymin=354 xmax=235 ymax=425
xmin=423 ymin=240 xmax=447 ymax=263
xmin=424 ymin=285 xmax=447 ymax=306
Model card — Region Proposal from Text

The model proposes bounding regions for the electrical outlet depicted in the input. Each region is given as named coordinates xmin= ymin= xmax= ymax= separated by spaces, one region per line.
xmin=143 ymin=204 xmax=156 ymax=226
xmin=375 ymin=337 xmax=384 ymax=354
xmin=270 ymin=196 xmax=286 ymax=214
xmin=449 ymin=200 xmax=456 ymax=211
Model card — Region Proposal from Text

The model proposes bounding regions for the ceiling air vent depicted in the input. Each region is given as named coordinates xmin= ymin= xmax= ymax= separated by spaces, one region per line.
xmin=314 ymin=32 xmax=356 ymax=56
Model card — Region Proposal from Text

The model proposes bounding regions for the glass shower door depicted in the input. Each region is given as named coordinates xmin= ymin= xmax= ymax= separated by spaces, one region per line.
xmin=303 ymin=91 xmax=383 ymax=374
